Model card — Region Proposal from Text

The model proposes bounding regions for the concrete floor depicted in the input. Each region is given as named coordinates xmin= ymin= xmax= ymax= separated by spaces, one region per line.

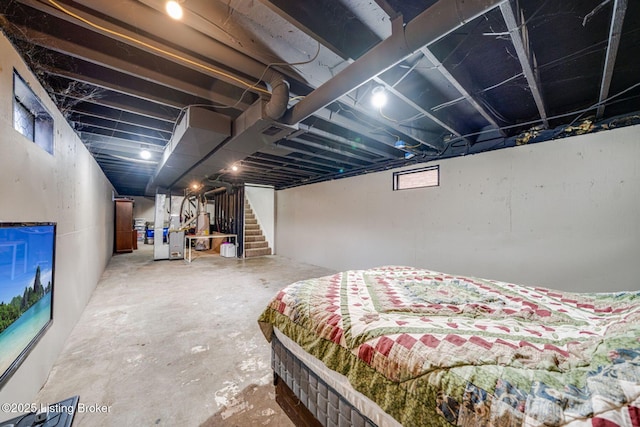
xmin=35 ymin=244 xmax=334 ymax=426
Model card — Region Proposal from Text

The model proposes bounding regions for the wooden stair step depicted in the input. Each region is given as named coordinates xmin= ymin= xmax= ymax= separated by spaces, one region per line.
xmin=245 ymin=247 xmax=272 ymax=257
xmin=245 ymin=241 xmax=268 ymax=249
xmin=244 ymin=199 xmax=271 ymax=258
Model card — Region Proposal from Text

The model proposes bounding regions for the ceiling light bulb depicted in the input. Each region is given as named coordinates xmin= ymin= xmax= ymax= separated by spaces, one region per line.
xmin=231 ymin=164 xmax=239 ymax=172
xmin=166 ymin=1 xmax=183 ymax=20
xmin=371 ymin=86 xmax=387 ymax=108
xmin=140 ymin=149 xmax=151 ymax=160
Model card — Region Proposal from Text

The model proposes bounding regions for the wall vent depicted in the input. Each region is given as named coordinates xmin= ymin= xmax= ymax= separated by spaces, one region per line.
xmin=262 ymin=125 xmax=285 ymax=136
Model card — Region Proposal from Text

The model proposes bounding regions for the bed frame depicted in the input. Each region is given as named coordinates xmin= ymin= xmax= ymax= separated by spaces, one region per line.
xmin=271 ymin=333 xmax=378 ymax=427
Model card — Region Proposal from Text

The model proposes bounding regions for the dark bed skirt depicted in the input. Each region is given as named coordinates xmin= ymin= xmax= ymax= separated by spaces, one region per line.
xmin=271 ymin=333 xmax=378 ymax=427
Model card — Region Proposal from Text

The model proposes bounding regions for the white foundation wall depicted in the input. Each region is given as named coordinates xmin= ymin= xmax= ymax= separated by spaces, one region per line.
xmin=0 ymin=34 xmax=114 ymax=403
xmin=130 ymin=196 xmax=155 ymax=223
xmin=276 ymin=125 xmax=640 ymax=292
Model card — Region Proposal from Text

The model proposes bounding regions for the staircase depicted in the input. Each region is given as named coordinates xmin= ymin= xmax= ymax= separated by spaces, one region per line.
xmin=244 ymin=199 xmax=272 ymax=258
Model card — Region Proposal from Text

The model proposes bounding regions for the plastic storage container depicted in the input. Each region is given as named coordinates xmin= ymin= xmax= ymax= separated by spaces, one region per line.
xmin=220 ymin=243 xmax=236 ymax=258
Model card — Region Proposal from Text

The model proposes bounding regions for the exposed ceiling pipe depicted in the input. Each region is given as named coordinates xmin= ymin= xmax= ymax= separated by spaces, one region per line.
xmin=204 ymin=187 xmax=228 ymax=195
xmin=281 ymin=0 xmax=505 ymax=126
xmin=205 ymin=180 xmax=235 ymax=194
xmin=36 ymin=0 xmax=289 ymax=119
xmin=135 ymin=0 xmax=291 ymax=120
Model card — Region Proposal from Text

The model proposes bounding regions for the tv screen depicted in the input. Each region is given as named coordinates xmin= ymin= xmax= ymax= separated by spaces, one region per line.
xmin=0 ymin=222 xmax=55 ymax=388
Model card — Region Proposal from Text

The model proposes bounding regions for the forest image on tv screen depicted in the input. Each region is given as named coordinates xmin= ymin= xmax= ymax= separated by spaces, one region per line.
xmin=0 ymin=223 xmax=55 ymax=386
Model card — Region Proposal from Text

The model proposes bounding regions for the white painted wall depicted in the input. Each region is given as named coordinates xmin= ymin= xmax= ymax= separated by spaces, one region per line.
xmin=130 ymin=196 xmax=155 ymax=223
xmin=276 ymin=125 xmax=640 ymax=292
xmin=245 ymin=184 xmax=275 ymax=253
xmin=0 ymin=35 xmax=114 ymax=403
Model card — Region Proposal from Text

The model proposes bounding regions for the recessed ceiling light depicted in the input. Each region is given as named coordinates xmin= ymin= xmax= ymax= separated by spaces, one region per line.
xmin=140 ymin=149 xmax=151 ymax=160
xmin=166 ymin=1 xmax=183 ymax=20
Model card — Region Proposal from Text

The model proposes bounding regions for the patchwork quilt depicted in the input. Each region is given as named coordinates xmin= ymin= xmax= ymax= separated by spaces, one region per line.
xmin=258 ymin=266 xmax=640 ymax=427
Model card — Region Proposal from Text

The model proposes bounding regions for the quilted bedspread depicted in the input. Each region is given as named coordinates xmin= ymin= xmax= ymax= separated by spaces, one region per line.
xmin=258 ymin=266 xmax=640 ymax=427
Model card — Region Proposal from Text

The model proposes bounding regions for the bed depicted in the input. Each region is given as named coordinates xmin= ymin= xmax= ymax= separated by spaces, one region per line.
xmin=258 ymin=266 xmax=640 ymax=427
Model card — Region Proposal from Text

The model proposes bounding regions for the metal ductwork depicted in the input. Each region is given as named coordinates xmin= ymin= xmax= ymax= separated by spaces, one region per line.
xmin=145 ymin=71 xmax=289 ymax=194
xmin=145 ymin=107 xmax=231 ymax=195
xmin=142 ymin=78 xmax=289 ymax=197
xmin=147 ymin=0 xmax=502 ymax=193
xmin=263 ymin=71 xmax=290 ymax=121
xmin=282 ymin=0 xmax=505 ymax=125
xmin=168 ymin=98 xmax=297 ymax=191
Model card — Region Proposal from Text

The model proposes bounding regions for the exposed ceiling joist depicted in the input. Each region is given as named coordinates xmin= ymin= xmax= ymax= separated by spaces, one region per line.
xmin=86 ymin=143 xmax=159 ymax=159
xmin=71 ymin=117 xmax=170 ymax=143
xmin=240 ymin=158 xmax=328 ymax=176
xmin=237 ymin=162 xmax=315 ymax=179
xmin=299 ymin=124 xmax=397 ymax=159
xmin=372 ymin=76 xmax=457 ymax=150
xmin=250 ymin=152 xmax=344 ymax=174
xmin=499 ymin=1 xmax=549 ymax=128
xmin=41 ymin=65 xmax=190 ymax=110
xmin=15 ymin=0 xmax=268 ymax=98
xmin=67 ymin=104 xmax=174 ymax=134
xmin=84 ymin=140 xmax=163 ymax=157
xmin=282 ymin=0 xmax=505 ymax=125
xmin=597 ymin=0 xmax=628 ymax=119
xmin=283 ymin=138 xmax=372 ymax=167
xmin=418 ymin=46 xmax=504 ymax=135
xmin=289 ymin=135 xmax=380 ymax=163
xmin=310 ymin=107 xmax=401 ymax=148
xmin=78 ymin=126 xmax=164 ymax=146
xmin=49 ymin=89 xmax=180 ymax=123
xmin=2 ymin=0 xmax=638 ymax=196
xmin=5 ymin=21 xmax=252 ymax=111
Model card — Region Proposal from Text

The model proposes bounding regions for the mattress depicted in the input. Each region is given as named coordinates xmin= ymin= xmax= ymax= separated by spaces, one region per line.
xmin=273 ymin=328 xmax=401 ymax=427
xmin=259 ymin=266 xmax=640 ymax=426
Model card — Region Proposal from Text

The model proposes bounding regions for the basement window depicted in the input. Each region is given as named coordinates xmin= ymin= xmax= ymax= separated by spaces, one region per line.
xmin=393 ymin=165 xmax=439 ymax=191
xmin=13 ymin=70 xmax=54 ymax=155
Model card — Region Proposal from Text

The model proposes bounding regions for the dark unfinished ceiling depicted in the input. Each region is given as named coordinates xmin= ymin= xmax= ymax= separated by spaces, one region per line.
xmin=1 ymin=0 xmax=639 ymax=196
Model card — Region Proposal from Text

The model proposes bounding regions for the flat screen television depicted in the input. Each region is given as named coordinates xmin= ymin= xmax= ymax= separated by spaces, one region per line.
xmin=0 ymin=222 xmax=55 ymax=388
